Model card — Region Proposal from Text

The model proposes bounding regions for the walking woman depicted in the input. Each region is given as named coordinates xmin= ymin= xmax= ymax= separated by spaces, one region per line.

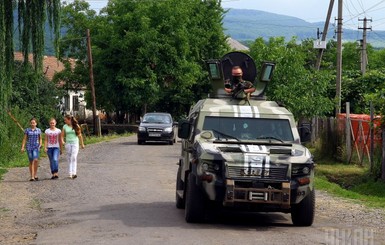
xmin=44 ymin=118 xmax=62 ymax=179
xmin=21 ymin=118 xmax=42 ymax=181
xmin=62 ymin=115 xmax=85 ymax=179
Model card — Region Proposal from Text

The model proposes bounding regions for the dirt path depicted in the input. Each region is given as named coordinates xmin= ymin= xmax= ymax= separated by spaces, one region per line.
xmin=0 ymin=136 xmax=384 ymax=244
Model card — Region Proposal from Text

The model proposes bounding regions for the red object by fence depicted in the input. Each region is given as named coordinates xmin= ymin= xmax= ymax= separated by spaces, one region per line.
xmin=337 ymin=113 xmax=382 ymax=148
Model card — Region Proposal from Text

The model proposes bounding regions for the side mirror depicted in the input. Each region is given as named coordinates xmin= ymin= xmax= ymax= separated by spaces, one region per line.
xmin=207 ymin=60 xmax=223 ymax=80
xmin=298 ymin=123 xmax=311 ymax=143
xmin=259 ymin=62 xmax=275 ymax=82
xmin=178 ymin=120 xmax=191 ymax=139
xmin=253 ymin=61 xmax=276 ymax=97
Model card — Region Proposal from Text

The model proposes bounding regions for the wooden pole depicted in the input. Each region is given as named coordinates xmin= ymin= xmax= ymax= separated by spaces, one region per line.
xmin=7 ymin=110 xmax=24 ymax=132
xmin=86 ymin=29 xmax=100 ymax=136
xmin=382 ymin=128 xmax=385 ymax=180
xmin=315 ymin=0 xmax=335 ymax=70
xmin=345 ymin=102 xmax=351 ymax=162
xmin=370 ymin=102 xmax=374 ymax=172
xmin=335 ymin=0 xmax=343 ymax=115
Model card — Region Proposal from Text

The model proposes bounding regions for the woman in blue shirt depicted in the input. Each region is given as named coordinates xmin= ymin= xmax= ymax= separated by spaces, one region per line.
xmin=21 ymin=118 xmax=42 ymax=181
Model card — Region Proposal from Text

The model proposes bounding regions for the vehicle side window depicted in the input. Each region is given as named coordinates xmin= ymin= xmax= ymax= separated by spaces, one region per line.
xmin=188 ymin=113 xmax=199 ymax=142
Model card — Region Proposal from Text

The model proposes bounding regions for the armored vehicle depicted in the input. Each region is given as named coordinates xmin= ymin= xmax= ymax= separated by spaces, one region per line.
xmin=176 ymin=52 xmax=315 ymax=226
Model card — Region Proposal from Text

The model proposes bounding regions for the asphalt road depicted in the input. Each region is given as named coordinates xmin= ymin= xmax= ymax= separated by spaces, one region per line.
xmin=1 ymin=135 xmax=383 ymax=245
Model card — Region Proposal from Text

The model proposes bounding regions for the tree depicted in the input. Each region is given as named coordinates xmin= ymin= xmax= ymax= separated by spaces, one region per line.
xmin=12 ymin=61 xmax=64 ymax=127
xmin=368 ymin=47 xmax=385 ymax=70
xmin=0 ymin=1 xmax=61 ymax=164
xmin=249 ymin=37 xmax=334 ymax=120
xmin=64 ymin=0 xmax=229 ymax=122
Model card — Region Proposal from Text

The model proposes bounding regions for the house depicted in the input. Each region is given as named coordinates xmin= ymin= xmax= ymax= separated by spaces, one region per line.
xmin=227 ymin=37 xmax=250 ymax=51
xmin=14 ymin=52 xmax=92 ymax=121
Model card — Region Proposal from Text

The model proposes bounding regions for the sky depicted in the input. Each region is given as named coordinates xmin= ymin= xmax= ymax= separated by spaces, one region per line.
xmin=84 ymin=0 xmax=385 ymax=31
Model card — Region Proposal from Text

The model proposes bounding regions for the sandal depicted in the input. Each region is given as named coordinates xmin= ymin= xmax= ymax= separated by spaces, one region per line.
xmin=29 ymin=178 xmax=35 ymax=181
xmin=34 ymin=177 xmax=39 ymax=181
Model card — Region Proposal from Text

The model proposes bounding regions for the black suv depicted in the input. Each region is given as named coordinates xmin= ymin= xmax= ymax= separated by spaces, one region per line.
xmin=137 ymin=112 xmax=177 ymax=145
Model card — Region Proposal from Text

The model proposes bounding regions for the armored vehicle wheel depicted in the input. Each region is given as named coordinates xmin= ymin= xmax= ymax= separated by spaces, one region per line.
xmin=291 ymin=190 xmax=315 ymax=226
xmin=185 ymin=173 xmax=206 ymax=223
xmin=176 ymin=166 xmax=185 ymax=209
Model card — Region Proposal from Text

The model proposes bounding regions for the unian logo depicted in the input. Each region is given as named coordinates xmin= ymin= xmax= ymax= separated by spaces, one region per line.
xmin=324 ymin=228 xmax=374 ymax=245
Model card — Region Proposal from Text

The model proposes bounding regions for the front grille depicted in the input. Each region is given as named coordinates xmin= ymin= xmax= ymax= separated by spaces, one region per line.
xmin=226 ymin=164 xmax=288 ymax=181
xmin=147 ymin=128 xmax=163 ymax=132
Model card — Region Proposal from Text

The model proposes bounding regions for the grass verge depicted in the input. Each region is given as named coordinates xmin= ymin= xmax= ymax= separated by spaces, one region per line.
xmin=315 ymin=162 xmax=385 ymax=209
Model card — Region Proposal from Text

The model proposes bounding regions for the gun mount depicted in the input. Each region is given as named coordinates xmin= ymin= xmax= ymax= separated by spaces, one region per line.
xmin=207 ymin=51 xmax=275 ymax=99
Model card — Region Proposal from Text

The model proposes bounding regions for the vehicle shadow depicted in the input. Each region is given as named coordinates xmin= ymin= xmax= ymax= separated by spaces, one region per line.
xmin=66 ymin=201 xmax=293 ymax=230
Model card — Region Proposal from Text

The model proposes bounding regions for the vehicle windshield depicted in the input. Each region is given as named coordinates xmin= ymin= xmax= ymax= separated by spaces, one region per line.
xmin=143 ymin=114 xmax=171 ymax=124
xmin=202 ymin=116 xmax=294 ymax=142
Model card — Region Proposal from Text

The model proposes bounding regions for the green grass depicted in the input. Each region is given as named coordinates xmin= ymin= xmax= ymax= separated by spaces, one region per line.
xmin=315 ymin=162 xmax=385 ymax=209
xmin=83 ymin=133 xmax=131 ymax=145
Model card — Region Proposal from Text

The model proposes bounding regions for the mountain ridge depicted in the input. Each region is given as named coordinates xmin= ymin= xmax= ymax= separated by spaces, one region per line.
xmin=223 ymin=8 xmax=385 ymax=48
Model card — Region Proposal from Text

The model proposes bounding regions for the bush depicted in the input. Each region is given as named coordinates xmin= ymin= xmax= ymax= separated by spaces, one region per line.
xmin=0 ymin=107 xmax=30 ymax=168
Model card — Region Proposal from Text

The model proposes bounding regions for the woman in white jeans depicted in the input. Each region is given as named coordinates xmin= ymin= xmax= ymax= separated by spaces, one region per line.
xmin=62 ymin=115 xmax=85 ymax=179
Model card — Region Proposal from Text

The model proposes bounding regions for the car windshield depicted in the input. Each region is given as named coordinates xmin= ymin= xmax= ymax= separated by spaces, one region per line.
xmin=143 ymin=114 xmax=171 ymax=124
xmin=202 ymin=116 xmax=294 ymax=142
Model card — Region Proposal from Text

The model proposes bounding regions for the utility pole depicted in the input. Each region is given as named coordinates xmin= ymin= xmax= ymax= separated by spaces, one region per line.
xmin=359 ymin=17 xmax=372 ymax=75
xmin=86 ymin=29 xmax=100 ymax=136
xmin=335 ymin=0 xmax=343 ymax=115
xmin=315 ymin=0 xmax=335 ymax=70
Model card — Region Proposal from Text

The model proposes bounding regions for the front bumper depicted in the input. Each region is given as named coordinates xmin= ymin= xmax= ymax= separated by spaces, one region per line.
xmin=137 ymin=131 xmax=174 ymax=142
xmin=223 ymin=179 xmax=291 ymax=206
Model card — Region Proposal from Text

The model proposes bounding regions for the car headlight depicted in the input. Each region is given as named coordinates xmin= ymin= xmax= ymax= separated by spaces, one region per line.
xmin=164 ymin=127 xmax=173 ymax=133
xmin=138 ymin=126 xmax=146 ymax=132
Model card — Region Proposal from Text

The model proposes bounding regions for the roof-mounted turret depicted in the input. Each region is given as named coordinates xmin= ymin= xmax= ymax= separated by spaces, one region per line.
xmin=207 ymin=51 xmax=275 ymax=99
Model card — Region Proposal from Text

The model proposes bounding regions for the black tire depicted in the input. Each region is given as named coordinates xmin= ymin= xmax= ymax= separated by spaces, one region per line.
xmin=291 ymin=189 xmax=315 ymax=226
xmin=175 ymin=167 xmax=185 ymax=209
xmin=169 ymin=140 xmax=174 ymax=145
xmin=185 ymin=173 xmax=206 ymax=223
xmin=137 ymin=140 xmax=144 ymax=145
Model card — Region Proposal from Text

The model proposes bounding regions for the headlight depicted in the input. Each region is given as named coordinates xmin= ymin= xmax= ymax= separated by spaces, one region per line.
xmin=138 ymin=126 xmax=146 ymax=132
xmin=292 ymin=164 xmax=313 ymax=177
xmin=197 ymin=160 xmax=222 ymax=175
xmin=164 ymin=127 xmax=173 ymax=133
xmin=302 ymin=166 xmax=310 ymax=174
